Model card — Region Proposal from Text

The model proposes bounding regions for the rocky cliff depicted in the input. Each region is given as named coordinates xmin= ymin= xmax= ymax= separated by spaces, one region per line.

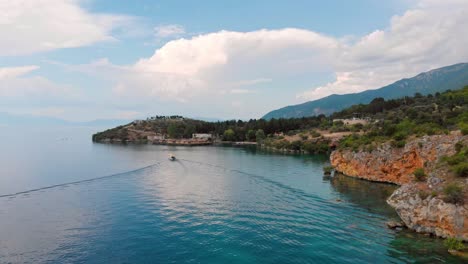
xmin=387 ymin=184 xmax=467 ymax=240
xmin=330 ymin=132 xmax=463 ymax=185
xmin=330 ymin=132 xmax=468 ymax=241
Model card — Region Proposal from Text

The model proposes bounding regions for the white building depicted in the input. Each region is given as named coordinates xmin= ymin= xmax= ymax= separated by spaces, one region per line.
xmin=333 ymin=118 xmax=369 ymax=126
xmin=147 ymin=135 xmax=165 ymax=141
xmin=192 ymin=133 xmax=212 ymax=140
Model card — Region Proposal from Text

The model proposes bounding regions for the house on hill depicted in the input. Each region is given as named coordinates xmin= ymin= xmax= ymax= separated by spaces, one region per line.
xmin=192 ymin=133 xmax=213 ymax=140
xmin=332 ymin=118 xmax=369 ymax=126
xmin=147 ymin=134 xmax=165 ymax=141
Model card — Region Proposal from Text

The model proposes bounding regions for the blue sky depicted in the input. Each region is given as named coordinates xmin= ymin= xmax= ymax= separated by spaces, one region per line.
xmin=1 ymin=0 xmax=467 ymax=121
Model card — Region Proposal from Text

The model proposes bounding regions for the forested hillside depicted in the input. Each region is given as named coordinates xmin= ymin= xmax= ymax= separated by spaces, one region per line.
xmin=263 ymin=63 xmax=468 ymax=119
xmin=93 ymin=87 xmax=468 ymax=150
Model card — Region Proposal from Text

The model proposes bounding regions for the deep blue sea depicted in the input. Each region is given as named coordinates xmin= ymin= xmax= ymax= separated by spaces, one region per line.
xmin=0 ymin=126 xmax=463 ymax=263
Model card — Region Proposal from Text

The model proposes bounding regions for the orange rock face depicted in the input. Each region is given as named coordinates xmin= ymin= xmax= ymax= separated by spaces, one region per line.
xmin=330 ymin=132 xmax=463 ymax=185
xmin=330 ymin=132 xmax=467 ymax=240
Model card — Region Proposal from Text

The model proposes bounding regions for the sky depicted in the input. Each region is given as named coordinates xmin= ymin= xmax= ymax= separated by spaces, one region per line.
xmin=1 ymin=0 xmax=468 ymax=121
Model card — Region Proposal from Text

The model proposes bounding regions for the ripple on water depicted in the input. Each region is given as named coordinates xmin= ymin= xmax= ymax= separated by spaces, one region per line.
xmin=0 ymin=157 xmax=465 ymax=263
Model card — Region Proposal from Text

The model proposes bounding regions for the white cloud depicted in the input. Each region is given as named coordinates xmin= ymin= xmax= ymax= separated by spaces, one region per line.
xmin=228 ymin=78 xmax=272 ymax=87
xmin=107 ymin=0 xmax=468 ymax=105
xmin=32 ymin=0 xmax=468 ymax=120
xmin=230 ymin=89 xmax=254 ymax=94
xmin=0 ymin=65 xmax=38 ymax=79
xmin=0 ymin=65 xmax=73 ymax=97
xmin=110 ymin=28 xmax=338 ymax=101
xmin=154 ymin=24 xmax=185 ymax=38
xmin=0 ymin=0 xmax=132 ymax=56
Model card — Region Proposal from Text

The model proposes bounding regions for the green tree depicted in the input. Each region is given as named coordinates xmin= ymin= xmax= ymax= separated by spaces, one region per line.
xmin=183 ymin=124 xmax=195 ymax=138
xmin=167 ymin=123 xmax=184 ymax=138
xmin=167 ymin=123 xmax=177 ymax=138
xmin=223 ymin=129 xmax=236 ymax=141
xmin=255 ymin=129 xmax=266 ymax=143
xmin=246 ymin=129 xmax=256 ymax=142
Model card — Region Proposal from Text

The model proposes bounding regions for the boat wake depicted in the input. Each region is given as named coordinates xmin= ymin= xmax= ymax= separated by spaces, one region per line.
xmin=0 ymin=162 xmax=161 ymax=199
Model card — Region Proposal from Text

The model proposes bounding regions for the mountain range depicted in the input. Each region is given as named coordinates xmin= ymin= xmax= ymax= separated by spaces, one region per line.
xmin=262 ymin=63 xmax=468 ymax=119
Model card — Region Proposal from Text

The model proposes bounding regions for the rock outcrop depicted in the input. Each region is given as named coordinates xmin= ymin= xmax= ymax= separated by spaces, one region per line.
xmin=330 ymin=132 xmax=467 ymax=240
xmin=330 ymin=132 xmax=463 ymax=185
xmin=387 ymin=184 xmax=468 ymax=241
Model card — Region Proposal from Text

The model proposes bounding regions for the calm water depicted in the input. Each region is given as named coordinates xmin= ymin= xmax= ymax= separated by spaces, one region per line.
xmin=0 ymin=126 xmax=463 ymax=263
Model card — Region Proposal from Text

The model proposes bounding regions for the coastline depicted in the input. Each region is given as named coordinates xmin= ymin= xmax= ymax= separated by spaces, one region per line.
xmin=330 ymin=131 xmax=468 ymax=241
xmin=94 ymin=129 xmax=467 ymax=242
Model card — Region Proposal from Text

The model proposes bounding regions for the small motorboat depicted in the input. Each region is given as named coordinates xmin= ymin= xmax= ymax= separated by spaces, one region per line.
xmin=168 ymin=154 xmax=176 ymax=161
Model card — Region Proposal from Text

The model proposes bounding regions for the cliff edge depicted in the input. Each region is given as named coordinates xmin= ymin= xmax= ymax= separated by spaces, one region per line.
xmin=330 ymin=132 xmax=467 ymax=240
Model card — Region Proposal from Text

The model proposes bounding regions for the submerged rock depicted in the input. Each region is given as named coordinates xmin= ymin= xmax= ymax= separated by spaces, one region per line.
xmin=448 ymin=249 xmax=468 ymax=258
xmin=386 ymin=220 xmax=405 ymax=229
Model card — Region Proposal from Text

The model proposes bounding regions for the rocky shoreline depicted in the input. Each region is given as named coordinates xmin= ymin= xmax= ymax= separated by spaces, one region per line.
xmin=387 ymin=184 xmax=467 ymax=240
xmin=330 ymin=132 xmax=467 ymax=241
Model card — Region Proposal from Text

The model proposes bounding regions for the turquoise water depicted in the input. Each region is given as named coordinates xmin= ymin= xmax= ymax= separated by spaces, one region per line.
xmin=0 ymin=126 xmax=464 ymax=263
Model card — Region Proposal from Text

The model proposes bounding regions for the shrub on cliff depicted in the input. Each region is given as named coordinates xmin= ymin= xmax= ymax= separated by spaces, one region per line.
xmin=443 ymin=184 xmax=464 ymax=204
xmin=290 ymin=140 xmax=303 ymax=151
xmin=444 ymin=237 xmax=465 ymax=251
xmin=459 ymin=122 xmax=468 ymax=135
xmin=413 ymin=168 xmax=426 ymax=181
xmin=454 ymin=162 xmax=468 ymax=177
xmin=418 ymin=190 xmax=429 ymax=200
xmin=442 ymin=145 xmax=468 ymax=177
xmin=391 ymin=140 xmax=406 ymax=148
xmin=309 ymin=130 xmax=321 ymax=138
xmin=392 ymin=132 xmax=407 ymax=141
xmin=323 ymin=166 xmax=334 ymax=175
xmin=444 ymin=153 xmax=465 ymax=165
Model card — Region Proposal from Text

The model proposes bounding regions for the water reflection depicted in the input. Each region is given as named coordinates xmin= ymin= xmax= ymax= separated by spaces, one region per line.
xmin=330 ymin=173 xmax=398 ymax=217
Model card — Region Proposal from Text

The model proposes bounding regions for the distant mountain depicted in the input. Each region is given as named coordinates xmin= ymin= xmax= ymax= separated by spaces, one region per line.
xmin=78 ymin=119 xmax=132 ymax=127
xmin=263 ymin=63 xmax=468 ymax=119
xmin=0 ymin=112 xmax=130 ymax=127
xmin=0 ymin=112 xmax=70 ymax=126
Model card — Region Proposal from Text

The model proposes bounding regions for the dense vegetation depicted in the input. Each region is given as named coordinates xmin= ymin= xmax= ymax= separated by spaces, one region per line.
xmin=444 ymin=237 xmax=465 ymax=251
xmin=93 ymin=114 xmax=331 ymax=142
xmin=442 ymin=142 xmax=468 ymax=178
xmin=93 ymin=86 xmax=467 ymax=156
xmin=337 ymin=87 xmax=468 ymax=151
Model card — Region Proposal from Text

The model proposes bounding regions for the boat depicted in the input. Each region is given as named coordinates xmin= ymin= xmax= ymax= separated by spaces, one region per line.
xmin=168 ymin=154 xmax=176 ymax=161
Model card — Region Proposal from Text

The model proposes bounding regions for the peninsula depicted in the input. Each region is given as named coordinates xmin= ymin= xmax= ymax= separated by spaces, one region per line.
xmin=93 ymin=87 xmax=468 ymax=243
